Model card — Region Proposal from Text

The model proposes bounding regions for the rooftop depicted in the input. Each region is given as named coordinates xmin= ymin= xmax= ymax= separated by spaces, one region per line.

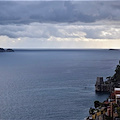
xmin=114 ymin=88 xmax=120 ymax=91
xmin=116 ymin=94 xmax=120 ymax=98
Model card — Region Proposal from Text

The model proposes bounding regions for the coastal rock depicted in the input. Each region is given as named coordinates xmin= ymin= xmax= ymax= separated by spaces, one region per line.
xmin=95 ymin=77 xmax=113 ymax=92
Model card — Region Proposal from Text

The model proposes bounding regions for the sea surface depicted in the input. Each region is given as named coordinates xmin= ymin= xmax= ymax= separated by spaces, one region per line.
xmin=0 ymin=49 xmax=120 ymax=120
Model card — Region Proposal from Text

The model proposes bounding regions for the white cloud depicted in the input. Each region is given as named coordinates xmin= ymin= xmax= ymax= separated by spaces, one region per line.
xmin=0 ymin=22 xmax=120 ymax=40
xmin=0 ymin=22 xmax=120 ymax=48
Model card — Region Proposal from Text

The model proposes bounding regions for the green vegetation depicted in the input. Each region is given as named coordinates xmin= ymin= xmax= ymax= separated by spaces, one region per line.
xmin=94 ymin=101 xmax=101 ymax=108
xmin=113 ymin=64 xmax=120 ymax=82
xmin=104 ymin=115 xmax=112 ymax=120
xmin=106 ymin=61 xmax=120 ymax=82
xmin=117 ymin=107 xmax=120 ymax=117
xmin=94 ymin=100 xmax=105 ymax=108
xmin=89 ymin=108 xmax=95 ymax=115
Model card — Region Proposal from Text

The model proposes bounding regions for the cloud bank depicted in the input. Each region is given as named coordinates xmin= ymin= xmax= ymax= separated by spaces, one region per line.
xmin=0 ymin=1 xmax=120 ymax=24
xmin=0 ymin=1 xmax=120 ymax=48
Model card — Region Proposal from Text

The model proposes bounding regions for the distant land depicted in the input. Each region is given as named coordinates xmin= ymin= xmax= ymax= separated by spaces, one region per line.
xmin=12 ymin=48 xmax=120 ymax=51
xmin=0 ymin=48 xmax=119 ymax=52
xmin=0 ymin=48 xmax=14 ymax=52
xmin=109 ymin=49 xmax=119 ymax=51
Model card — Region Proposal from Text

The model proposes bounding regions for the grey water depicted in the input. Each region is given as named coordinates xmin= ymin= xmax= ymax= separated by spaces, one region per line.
xmin=0 ymin=49 xmax=119 ymax=120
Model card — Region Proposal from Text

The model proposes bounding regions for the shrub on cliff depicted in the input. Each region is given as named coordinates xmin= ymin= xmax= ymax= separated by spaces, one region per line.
xmin=113 ymin=64 xmax=120 ymax=82
xmin=94 ymin=101 xmax=101 ymax=108
xmin=117 ymin=107 xmax=120 ymax=117
xmin=89 ymin=108 xmax=95 ymax=115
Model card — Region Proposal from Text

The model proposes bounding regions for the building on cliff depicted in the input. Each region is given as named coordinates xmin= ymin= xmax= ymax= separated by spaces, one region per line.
xmin=87 ymin=88 xmax=120 ymax=120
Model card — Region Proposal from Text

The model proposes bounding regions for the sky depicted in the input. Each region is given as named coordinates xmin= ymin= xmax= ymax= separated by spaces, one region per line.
xmin=0 ymin=1 xmax=120 ymax=49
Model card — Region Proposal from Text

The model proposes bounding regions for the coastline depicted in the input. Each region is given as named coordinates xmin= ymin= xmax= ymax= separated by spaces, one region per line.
xmin=87 ymin=61 xmax=120 ymax=120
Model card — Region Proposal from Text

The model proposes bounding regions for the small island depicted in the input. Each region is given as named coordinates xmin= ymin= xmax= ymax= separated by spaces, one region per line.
xmin=0 ymin=48 xmax=5 ymax=52
xmin=6 ymin=49 xmax=14 ymax=52
xmin=0 ymin=48 xmax=14 ymax=52
xmin=109 ymin=49 xmax=119 ymax=51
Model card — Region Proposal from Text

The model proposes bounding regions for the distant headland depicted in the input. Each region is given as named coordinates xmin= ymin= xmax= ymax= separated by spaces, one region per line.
xmin=109 ymin=49 xmax=119 ymax=51
xmin=0 ymin=48 xmax=14 ymax=52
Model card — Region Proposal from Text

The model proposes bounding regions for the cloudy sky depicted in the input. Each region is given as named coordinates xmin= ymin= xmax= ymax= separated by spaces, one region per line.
xmin=0 ymin=1 xmax=120 ymax=49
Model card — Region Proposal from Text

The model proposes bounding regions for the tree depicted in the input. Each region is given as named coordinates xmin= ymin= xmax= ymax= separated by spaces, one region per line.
xmin=117 ymin=107 xmax=120 ymax=117
xmin=89 ymin=108 xmax=95 ymax=115
xmin=106 ymin=76 xmax=111 ymax=81
xmin=94 ymin=101 xmax=101 ymax=108
xmin=112 ymin=63 xmax=120 ymax=82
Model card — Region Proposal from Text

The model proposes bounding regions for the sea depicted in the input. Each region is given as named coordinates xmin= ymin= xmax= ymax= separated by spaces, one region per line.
xmin=0 ymin=49 xmax=120 ymax=120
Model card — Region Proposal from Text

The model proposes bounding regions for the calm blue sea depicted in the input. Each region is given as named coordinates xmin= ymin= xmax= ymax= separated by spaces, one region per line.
xmin=0 ymin=49 xmax=120 ymax=120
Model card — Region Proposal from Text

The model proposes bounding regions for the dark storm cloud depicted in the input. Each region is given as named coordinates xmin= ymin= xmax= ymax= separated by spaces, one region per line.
xmin=1 ymin=1 xmax=120 ymax=41
xmin=0 ymin=1 xmax=120 ymax=25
